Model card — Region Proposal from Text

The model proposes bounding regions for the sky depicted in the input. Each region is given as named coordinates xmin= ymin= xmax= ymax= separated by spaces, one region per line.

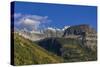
xmin=12 ymin=1 xmax=97 ymax=31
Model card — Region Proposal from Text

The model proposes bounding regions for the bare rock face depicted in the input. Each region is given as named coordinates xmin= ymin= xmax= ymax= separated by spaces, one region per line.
xmin=63 ymin=24 xmax=97 ymax=51
xmin=18 ymin=30 xmax=45 ymax=41
xmin=63 ymin=24 xmax=96 ymax=36
xmin=17 ymin=24 xmax=97 ymax=51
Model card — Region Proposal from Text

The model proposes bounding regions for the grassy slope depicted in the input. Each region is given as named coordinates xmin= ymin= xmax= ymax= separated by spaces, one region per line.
xmin=14 ymin=33 xmax=63 ymax=65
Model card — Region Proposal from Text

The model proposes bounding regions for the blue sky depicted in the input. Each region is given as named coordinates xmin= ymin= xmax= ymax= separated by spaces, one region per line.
xmin=13 ymin=1 xmax=97 ymax=31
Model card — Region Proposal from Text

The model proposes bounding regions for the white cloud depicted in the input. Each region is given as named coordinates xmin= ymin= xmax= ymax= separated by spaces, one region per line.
xmin=14 ymin=13 xmax=51 ymax=31
xmin=21 ymin=18 xmax=40 ymax=25
xmin=25 ymin=15 xmax=47 ymax=21
xmin=47 ymin=27 xmax=56 ymax=32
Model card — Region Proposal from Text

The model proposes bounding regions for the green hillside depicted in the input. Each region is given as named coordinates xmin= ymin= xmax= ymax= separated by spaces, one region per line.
xmin=14 ymin=33 xmax=63 ymax=65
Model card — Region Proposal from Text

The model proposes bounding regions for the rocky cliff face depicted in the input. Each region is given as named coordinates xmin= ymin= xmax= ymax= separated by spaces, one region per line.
xmin=62 ymin=24 xmax=97 ymax=51
xmin=17 ymin=24 xmax=97 ymax=51
xmin=15 ymin=24 xmax=97 ymax=63
xmin=63 ymin=24 xmax=96 ymax=37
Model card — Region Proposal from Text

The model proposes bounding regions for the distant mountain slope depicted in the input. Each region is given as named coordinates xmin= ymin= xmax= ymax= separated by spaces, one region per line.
xmin=62 ymin=24 xmax=97 ymax=51
xmin=56 ymin=38 xmax=97 ymax=61
xmin=13 ymin=24 xmax=97 ymax=65
xmin=14 ymin=33 xmax=63 ymax=65
xmin=37 ymin=37 xmax=97 ymax=62
xmin=63 ymin=24 xmax=96 ymax=37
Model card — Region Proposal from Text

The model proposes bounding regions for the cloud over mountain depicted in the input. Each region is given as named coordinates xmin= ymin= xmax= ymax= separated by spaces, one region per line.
xmin=14 ymin=13 xmax=51 ymax=31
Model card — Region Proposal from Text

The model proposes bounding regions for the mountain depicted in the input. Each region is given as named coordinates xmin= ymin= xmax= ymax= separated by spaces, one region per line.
xmin=17 ymin=29 xmax=45 ymax=41
xmin=37 ymin=37 xmax=97 ymax=62
xmin=62 ymin=24 xmax=97 ymax=50
xmin=14 ymin=33 xmax=97 ymax=65
xmin=14 ymin=33 xmax=63 ymax=65
xmin=63 ymin=24 xmax=96 ymax=36
xmin=62 ymin=26 xmax=70 ymax=31
xmin=13 ymin=24 xmax=97 ymax=65
xmin=17 ymin=24 xmax=97 ymax=50
xmin=16 ymin=24 xmax=97 ymax=50
xmin=43 ymin=27 xmax=63 ymax=38
xmin=44 ymin=26 xmax=70 ymax=37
